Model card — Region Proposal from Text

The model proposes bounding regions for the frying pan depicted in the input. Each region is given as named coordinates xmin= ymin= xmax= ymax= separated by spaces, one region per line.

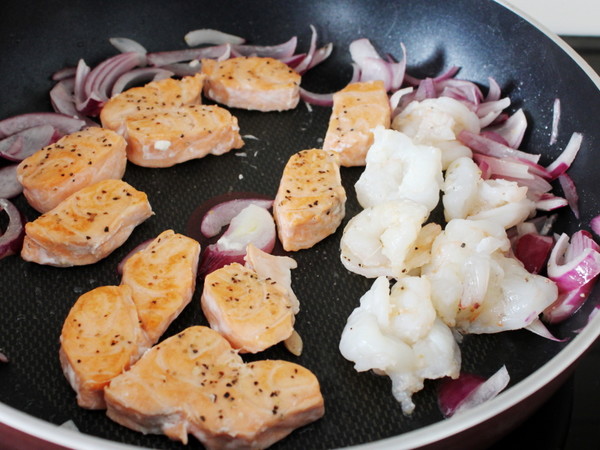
xmin=1 ymin=0 xmax=599 ymax=448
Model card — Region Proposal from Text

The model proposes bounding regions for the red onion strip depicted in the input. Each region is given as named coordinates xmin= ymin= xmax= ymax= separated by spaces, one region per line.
xmin=591 ymin=215 xmax=600 ymax=237
xmin=0 ymin=165 xmax=23 ymax=198
xmin=550 ymin=98 xmax=561 ymax=145
xmin=200 ymin=198 xmax=274 ymax=238
xmin=545 ymin=132 xmax=583 ymax=179
xmin=0 ymin=198 xmax=25 ymax=260
xmin=184 ymin=28 xmax=246 ymax=47
xmin=0 ymin=113 xmax=84 ymax=140
xmin=558 ymin=173 xmax=580 ymax=219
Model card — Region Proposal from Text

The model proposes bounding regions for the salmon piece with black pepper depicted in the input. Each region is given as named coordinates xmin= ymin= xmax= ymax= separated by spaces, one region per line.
xmin=273 ymin=149 xmax=346 ymax=251
xmin=201 ymin=56 xmax=301 ymax=111
xmin=21 ymin=179 xmax=153 ymax=267
xmin=121 ymin=230 xmax=201 ymax=344
xmin=201 ymin=260 xmax=296 ymax=353
xmin=16 ymin=127 xmax=127 ymax=213
xmin=322 ymin=80 xmax=391 ymax=166
xmin=60 ymin=285 xmax=151 ymax=409
xmin=124 ymin=104 xmax=244 ymax=168
xmin=99 ymin=74 xmax=205 ymax=135
xmin=104 ymin=325 xmax=324 ymax=448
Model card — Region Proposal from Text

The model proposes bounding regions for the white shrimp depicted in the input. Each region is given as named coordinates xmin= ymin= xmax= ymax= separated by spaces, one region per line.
xmin=443 ymin=156 xmax=535 ymax=229
xmin=422 ymin=218 xmax=558 ymax=333
xmin=339 ymin=276 xmax=461 ymax=414
xmin=392 ymin=97 xmax=480 ymax=169
xmin=354 ymin=127 xmax=443 ymax=213
xmin=340 ymin=199 xmax=430 ymax=278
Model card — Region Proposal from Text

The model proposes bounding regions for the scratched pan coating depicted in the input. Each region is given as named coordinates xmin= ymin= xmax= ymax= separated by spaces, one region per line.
xmin=1 ymin=0 xmax=599 ymax=448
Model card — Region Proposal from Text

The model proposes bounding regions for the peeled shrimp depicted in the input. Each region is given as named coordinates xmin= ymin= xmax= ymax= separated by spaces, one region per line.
xmin=443 ymin=156 xmax=535 ymax=229
xmin=392 ymin=97 xmax=480 ymax=169
xmin=340 ymin=199 xmax=430 ymax=278
xmin=354 ymin=127 xmax=443 ymax=213
xmin=339 ymin=276 xmax=461 ymax=414
xmin=422 ymin=218 xmax=558 ymax=333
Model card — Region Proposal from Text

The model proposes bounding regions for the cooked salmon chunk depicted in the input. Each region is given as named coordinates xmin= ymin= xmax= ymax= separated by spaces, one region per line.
xmin=104 ymin=326 xmax=325 ymax=448
xmin=201 ymin=56 xmax=301 ymax=111
xmin=16 ymin=127 xmax=127 ymax=213
xmin=273 ymin=149 xmax=346 ymax=251
xmin=60 ymin=285 xmax=151 ymax=409
xmin=322 ymin=80 xmax=391 ymax=166
xmin=124 ymin=104 xmax=244 ymax=167
xmin=202 ymin=262 xmax=295 ymax=353
xmin=99 ymin=74 xmax=205 ymax=134
xmin=21 ymin=179 xmax=153 ymax=267
xmin=121 ymin=230 xmax=200 ymax=344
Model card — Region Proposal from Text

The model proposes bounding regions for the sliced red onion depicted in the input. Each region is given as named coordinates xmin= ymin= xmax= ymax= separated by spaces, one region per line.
xmin=147 ymin=45 xmax=231 ymax=66
xmin=458 ymin=130 xmax=540 ymax=163
xmin=485 ymin=109 xmax=527 ymax=149
xmin=524 ymin=318 xmax=567 ymax=341
xmin=0 ymin=113 xmax=84 ymax=140
xmin=485 ymin=77 xmax=502 ymax=102
xmin=299 ymin=87 xmax=334 ymax=107
xmin=349 ymin=38 xmax=406 ymax=91
xmin=51 ymin=66 xmax=76 ymax=81
xmin=233 ymin=36 xmax=298 ymax=59
xmin=159 ymin=62 xmax=202 ymax=77
xmin=110 ymin=67 xmax=174 ymax=96
xmin=543 ymin=230 xmax=600 ymax=324
xmin=514 ymin=233 xmax=554 ymax=274
xmin=545 ymin=132 xmax=583 ymax=179
xmin=0 ymin=124 xmax=58 ymax=162
xmin=550 ymin=98 xmax=561 ymax=145
xmin=0 ymin=165 xmax=23 ymax=198
xmin=591 ymin=215 xmax=600 ymax=237
xmin=473 ymin=154 xmax=533 ymax=181
xmin=535 ymin=194 xmax=568 ymax=211
xmin=0 ymin=198 xmax=25 ymax=260
xmin=294 ymin=25 xmax=319 ymax=74
xmin=184 ymin=29 xmax=245 ymax=47
xmin=0 ymin=352 xmax=8 ymax=363
xmin=438 ymin=366 xmax=510 ymax=418
xmin=390 ymin=86 xmax=414 ymax=111
xmin=116 ymin=238 xmax=153 ymax=275
xmin=75 ymin=52 xmax=146 ymax=116
xmin=477 ymin=97 xmax=511 ymax=128
xmin=198 ymin=204 xmax=276 ymax=275
xmin=109 ymin=37 xmax=148 ymax=56
xmin=200 ymin=198 xmax=274 ymax=238
xmin=558 ymin=173 xmax=580 ymax=219
xmin=543 ymin=278 xmax=598 ymax=324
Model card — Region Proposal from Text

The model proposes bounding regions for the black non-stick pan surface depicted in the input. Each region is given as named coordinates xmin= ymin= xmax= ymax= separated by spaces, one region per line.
xmin=1 ymin=0 xmax=599 ymax=448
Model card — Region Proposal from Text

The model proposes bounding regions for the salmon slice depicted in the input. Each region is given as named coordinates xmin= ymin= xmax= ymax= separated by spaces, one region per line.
xmin=124 ymin=104 xmax=244 ymax=168
xmin=21 ymin=179 xmax=153 ymax=267
xmin=273 ymin=149 xmax=346 ymax=251
xmin=16 ymin=127 xmax=127 ymax=213
xmin=201 ymin=262 xmax=295 ymax=353
xmin=201 ymin=56 xmax=301 ymax=111
xmin=60 ymin=285 xmax=151 ymax=409
xmin=104 ymin=326 xmax=325 ymax=448
xmin=121 ymin=230 xmax=201 ymax=344
xmin=99 ymin=74 xmax=205 ymax=135
xmin=322 ymin=80 xmax=391 ymax=166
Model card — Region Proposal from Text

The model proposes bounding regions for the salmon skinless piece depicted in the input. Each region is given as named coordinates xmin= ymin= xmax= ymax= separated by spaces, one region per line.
xmin=273 ymin=149 xmax=346 ymax=251
xmin=201 ymin=56 xmax=301 ymax=111
xmin=16 ymin=127 xmax=127 ymax=213
xmin=322 ymin=80 xmax=391 ymax=166
xmin=120 ymin=230 xmax=200 ymax=344
xmin=201 ymin=262 xmax=295 ymax=353
xmin=124 ymin=104 xmax=244 ymax=168
xmin=21 ymin=179 xmax=153 ymax=267
xmin=104 ymin=326 xmax=325 ymax=449
xmin=59 ymin=285 xmax=151 ymax=409
xmin=99 ymin=74 xmax=205 ymax=135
